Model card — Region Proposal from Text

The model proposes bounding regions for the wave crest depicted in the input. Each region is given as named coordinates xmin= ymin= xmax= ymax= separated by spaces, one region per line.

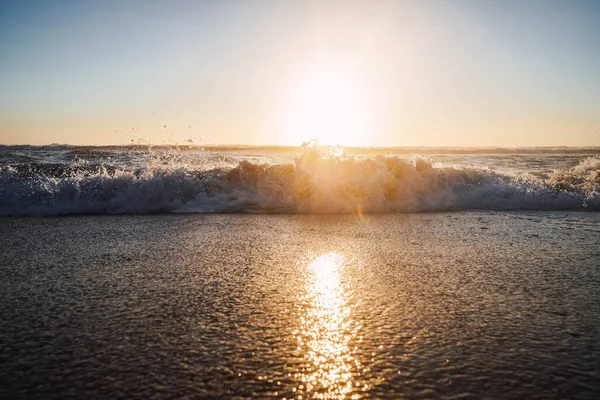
xmin=1 ymin=154 xmax=599 ymax=215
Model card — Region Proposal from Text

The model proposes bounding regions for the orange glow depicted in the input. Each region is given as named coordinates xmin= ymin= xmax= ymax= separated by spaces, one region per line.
xmin=293 ymin=253 xmax=365 ymax=399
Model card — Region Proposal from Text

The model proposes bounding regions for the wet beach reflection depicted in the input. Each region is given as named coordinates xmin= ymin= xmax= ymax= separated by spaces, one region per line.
xmin=291 ymin=253 xmax=366 ymax=399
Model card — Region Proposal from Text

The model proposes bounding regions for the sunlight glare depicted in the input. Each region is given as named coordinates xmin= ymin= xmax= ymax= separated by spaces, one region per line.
xmin=284 ymin=65 xmax=370 ymax=147
xmin=293 ymin=253 xmax=364 ymax=399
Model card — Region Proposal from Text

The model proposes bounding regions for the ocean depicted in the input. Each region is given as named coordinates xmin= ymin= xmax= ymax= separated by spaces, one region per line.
xmin=1 ymin=146 xmax=599 ymax=399
xmin=0 ymin=145 xmax=599 ymax=215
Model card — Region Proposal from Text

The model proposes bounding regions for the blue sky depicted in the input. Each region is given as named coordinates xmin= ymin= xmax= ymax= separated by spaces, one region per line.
xmin=1 ymin=0 xmax=599 ymax=146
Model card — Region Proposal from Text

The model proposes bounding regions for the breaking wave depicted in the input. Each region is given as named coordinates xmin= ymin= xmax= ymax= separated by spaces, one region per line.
xmin=1 ymin=151 xmax=599 ymax=216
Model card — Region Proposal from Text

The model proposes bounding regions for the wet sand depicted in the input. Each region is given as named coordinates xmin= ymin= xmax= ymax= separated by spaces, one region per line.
xmin=1 ymin=213 xmax=599 ymax=399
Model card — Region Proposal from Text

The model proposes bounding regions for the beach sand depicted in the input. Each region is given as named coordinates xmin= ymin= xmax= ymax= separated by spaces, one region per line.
xmin=1 ymin=212 xmax=599 ymax=399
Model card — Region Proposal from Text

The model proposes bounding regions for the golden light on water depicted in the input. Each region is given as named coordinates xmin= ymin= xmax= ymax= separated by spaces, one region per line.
xmin=292 ymin=253 xmax=365 ymax=399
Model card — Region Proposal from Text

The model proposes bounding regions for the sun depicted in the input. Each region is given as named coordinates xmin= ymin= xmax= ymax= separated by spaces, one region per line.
xmin=283 ymin=64 xmax=370 ymax=147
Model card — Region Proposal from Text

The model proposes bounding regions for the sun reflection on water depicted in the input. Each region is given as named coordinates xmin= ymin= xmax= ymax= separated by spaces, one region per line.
xmin=292 ymin=253 xmax=364 ymax=399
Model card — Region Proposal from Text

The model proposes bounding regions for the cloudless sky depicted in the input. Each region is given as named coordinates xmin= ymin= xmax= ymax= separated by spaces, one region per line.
xmin=1 ymin=0 xmax=599 ymax=146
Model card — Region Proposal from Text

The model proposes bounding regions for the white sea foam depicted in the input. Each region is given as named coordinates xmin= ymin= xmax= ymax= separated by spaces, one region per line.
xmin=1 ymin=148 xmax=598 ymax=215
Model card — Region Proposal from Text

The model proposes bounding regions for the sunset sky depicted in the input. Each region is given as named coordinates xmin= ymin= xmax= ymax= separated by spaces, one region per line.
xmin=1 ymin=0 xmax=599 ymax=147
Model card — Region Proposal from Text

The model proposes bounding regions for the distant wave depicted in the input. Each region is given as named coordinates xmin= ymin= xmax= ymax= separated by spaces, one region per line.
xmin=1 ymin=150 xmax=598 ymax=216
xmin=2 ymin=144 xmax=600 ymax=155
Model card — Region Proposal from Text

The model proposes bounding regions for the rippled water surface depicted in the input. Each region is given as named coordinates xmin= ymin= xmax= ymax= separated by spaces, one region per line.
xmin=1 ymin=213 xmax=599 ymax=399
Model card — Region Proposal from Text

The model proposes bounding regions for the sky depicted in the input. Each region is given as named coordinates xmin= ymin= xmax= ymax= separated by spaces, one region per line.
xmin=0 ymin=0 xmax=599 ymax=147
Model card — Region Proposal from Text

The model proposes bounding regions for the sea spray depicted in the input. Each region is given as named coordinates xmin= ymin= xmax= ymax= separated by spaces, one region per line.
xmin=1 ymin=146 xmax=598 ymax=215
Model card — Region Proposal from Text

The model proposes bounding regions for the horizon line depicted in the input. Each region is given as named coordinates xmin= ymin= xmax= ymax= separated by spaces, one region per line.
xmin=2 ymin=143 xmax=599 ymax=151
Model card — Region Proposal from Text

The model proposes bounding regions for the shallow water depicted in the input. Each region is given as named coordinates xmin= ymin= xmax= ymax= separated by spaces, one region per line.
xmin=1 ymin=213 xmax=599 ymax=399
